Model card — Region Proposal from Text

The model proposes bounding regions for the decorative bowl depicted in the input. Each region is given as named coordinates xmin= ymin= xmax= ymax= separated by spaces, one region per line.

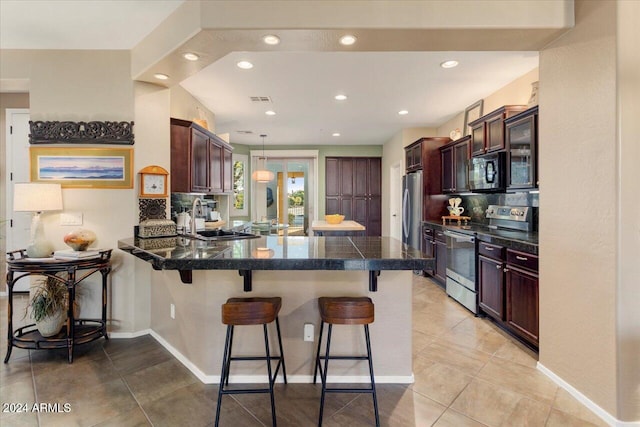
xmin=325 ymin=214 xmax=345 ymax=224
xmin=63 ymin=229 xmax=96 ymax=251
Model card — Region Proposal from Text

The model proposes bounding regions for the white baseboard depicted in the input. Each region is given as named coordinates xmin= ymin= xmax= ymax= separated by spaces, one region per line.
xmin=537 ymin=362 xmax=640 ymax=427
xmin=134 ymin=329 xmax=414 ymax=385
xmin=109 ymin=329 xmax=152 ymax=339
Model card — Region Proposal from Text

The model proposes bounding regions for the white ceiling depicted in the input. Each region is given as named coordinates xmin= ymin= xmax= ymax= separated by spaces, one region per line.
xmin=0 ymin=0 xmax=184 ymax=50
xmin=0 ymin=0 xmax=539 ymax=146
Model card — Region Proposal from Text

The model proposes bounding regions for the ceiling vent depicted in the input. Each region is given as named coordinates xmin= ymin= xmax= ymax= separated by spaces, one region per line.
xmin=236 ymin=130 xmax=253 ymax=134
xmin=250 ymin=96 xmax=272 ymax=103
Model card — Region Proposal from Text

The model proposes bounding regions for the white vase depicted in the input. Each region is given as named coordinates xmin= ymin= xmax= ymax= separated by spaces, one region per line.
xmin=36 ymin=310 xmax=66 ymax=337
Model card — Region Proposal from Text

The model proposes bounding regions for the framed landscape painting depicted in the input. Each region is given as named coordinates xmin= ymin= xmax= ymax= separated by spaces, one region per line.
xmin=30 ymin=147 xmax=133 ymax=189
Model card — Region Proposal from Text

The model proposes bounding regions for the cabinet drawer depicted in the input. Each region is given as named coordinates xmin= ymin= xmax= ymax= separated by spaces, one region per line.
xmin=423 ymin=227 xmax=434 ymax=239
xmin=434 ymin=230 xmax=446 ymax=242
xmin=478 ymin=242 xmax=504 ymax=260
xmin=507 ymin=249 xmax=538 ymax=272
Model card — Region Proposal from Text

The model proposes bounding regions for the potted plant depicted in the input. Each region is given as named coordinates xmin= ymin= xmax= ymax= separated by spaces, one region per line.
xmin=28 ymin=274 xmax=68 ymax=337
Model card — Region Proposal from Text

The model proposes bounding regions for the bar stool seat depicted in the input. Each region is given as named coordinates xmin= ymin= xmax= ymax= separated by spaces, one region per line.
xmin=215 ymin=297 xmax=287 ymax=427
xmin=314 ymin=296 xmax=379 ymax=427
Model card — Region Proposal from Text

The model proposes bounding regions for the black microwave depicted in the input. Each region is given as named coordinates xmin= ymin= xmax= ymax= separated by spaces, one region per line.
xmin=468 ymin=152 xmax=505 ymax=192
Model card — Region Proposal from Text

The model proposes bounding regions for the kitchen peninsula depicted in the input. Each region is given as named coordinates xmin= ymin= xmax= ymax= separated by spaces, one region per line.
xmin=118 ymin=235 xmax=432 ymax=383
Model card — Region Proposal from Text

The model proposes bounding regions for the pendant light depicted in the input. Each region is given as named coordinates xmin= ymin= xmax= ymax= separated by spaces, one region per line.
xmin=252 ymin=134 xmax=274 ymax=183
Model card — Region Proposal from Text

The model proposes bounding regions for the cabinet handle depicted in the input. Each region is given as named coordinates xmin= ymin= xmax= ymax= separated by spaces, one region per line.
xmin=515 ymin=255 xmax=528 ymax=261
xmin=485 ymin=247 xmax=493 ymax=251
xmin=496 ymin=264 xmax=502 ymax=269
xmin=436 ymin=233 xmax=443 ymax=237
xmin=504 ymin=268 xmax=509 ymax=272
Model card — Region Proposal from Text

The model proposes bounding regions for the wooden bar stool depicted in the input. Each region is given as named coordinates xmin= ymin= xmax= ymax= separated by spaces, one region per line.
xmin=313 ymin=297 xmax=379 ymax=427
xmin=215 ymin=297 xmax=287 ymax=427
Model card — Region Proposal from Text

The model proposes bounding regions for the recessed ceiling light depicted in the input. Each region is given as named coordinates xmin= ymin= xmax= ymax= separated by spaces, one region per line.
xmin=440 ymin=60 xmax=459 ymax=69
xmin=237 ymin=61 xmax=254 ymax=69
xmin=153 ymin=73 xmax=169 ymax=80
xmin=339 ymin=35 xmax=357 ymax=46
xmin=332 ymin=133 xmax=341 ymax=137
xmin=334 ymin=94 xmax=348 ymax=101
xmin=398 ymin=110 xmax=409 ymax=115
xmin=262 ymin=35 xmax=280 ymax=45
xmin=183 ymin=52 xmax=199 ymax=61
xmin=265 ymin=110 xmax=276 ymax=116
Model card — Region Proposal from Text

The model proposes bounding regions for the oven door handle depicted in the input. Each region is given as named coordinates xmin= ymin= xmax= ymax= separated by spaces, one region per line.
xmin=443 ymin=230 xmax=475 ymax=243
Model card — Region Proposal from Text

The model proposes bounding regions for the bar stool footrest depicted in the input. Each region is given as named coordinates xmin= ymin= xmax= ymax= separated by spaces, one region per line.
xmin=325 ymin=387 xmax=375 ymax=393
xmin=220 ymin=388 xmax=271 ymax=395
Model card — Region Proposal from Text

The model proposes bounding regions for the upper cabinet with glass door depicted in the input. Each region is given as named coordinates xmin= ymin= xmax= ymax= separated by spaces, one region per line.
xmin=505 ymin=106 xmax=538 ymax=191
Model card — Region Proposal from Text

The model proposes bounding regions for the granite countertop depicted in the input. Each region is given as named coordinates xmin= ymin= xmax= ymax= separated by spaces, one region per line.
xmin=423 ymin=220 xmax=539 ymax=254
xmin=118 ymin=235 xmax=433 ymax=272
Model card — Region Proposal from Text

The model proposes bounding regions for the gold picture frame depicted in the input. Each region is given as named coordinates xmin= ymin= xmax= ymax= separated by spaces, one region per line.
xmin=30 ymin=147 xmax=134 ymax=189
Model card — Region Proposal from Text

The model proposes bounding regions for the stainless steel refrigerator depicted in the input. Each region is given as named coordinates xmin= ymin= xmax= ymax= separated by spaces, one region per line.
xmin=402 ymin=170 xmax=422 ymax=249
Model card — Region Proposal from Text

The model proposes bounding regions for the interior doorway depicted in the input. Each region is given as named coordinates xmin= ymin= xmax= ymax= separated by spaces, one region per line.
xmin=251 ymin=150 xmax=318 ymax=236
xmin=4 ymin=108 xmax=31 ymax=292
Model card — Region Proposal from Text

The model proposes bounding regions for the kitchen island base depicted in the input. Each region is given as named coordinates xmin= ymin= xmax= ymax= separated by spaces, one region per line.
xmin=142 ymin=269 xmax=413 ymax=384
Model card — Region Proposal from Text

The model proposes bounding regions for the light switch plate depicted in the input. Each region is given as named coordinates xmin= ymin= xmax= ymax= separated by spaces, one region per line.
xmin=60 ymin=212 xmax=83 ymax=226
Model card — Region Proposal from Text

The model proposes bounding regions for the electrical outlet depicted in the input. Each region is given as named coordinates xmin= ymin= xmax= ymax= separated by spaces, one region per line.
xmin=170 ymin=304 xmax=175 ymax=319
xmin=303 ymin=323 xmax=314 ymax=341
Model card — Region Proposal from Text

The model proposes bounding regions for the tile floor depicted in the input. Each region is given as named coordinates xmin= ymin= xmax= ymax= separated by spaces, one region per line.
xmin=1 ymin=275 xmax=608 ymax=426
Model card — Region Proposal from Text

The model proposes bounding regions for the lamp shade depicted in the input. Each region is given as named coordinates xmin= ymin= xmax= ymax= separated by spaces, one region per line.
xmin=13 ymin=183 xmax=63 ymax=212
xmin=251 ymin=169 xmax=275 ymax=183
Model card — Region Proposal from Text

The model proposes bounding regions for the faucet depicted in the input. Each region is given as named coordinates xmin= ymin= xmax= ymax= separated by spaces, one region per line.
xmin=191 ymin=197 xmax=203 ymax=236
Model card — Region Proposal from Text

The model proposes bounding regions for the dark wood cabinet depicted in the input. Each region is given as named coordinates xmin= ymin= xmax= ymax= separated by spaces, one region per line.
xmin=469 ymin=106 xmax=528 ymax=157
xmin=477 ymin=242 xmax=538 ymax=349
xmin=505 ymin=249 xmax=539 ymax=347
xmin=405 ymin=140 xmax=422 ymax=172
xmin=478 ymin=242 xmax=506 ymax=320
xmin=505 ymin=106 xmax=538 ymax=191
xmin=325 ymin=157 xmax=381 ymax=236
xmin=170 ymin=118 xmax=233 ymax=194
xmin=434 ymin=229 xmax=447 ymax=285
xmin=421 ymin=226 xmax=435 ymax=276
xmin=440 ymin=136 xmax=470 ymax=194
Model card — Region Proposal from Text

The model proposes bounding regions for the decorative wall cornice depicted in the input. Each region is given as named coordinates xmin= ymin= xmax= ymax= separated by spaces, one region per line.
xmin=29 ymin=121 xmax=134 ymax=144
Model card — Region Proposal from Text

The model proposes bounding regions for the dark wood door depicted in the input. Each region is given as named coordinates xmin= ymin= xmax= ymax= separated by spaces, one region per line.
xmin=441 ymin=146 xmax=454 ymax=193
xmin=325 ymin=158 xmax=340 ymax=197
xmin=478 ymin=255 xmax=505 ymax=320
xmin=434 ymin=238 xmax=447 ymax=284
xmin=506 ymin=266 xmax=539 ymax=346
xmin=191 ymin=128 xmax=210 ymax=192
xmin=340 ymin=159 xmax=354 ymax=197
xmin=223 ymin=147 xmax=233 ymax=192
xmin=453 ymin=139 xmax=469 ymax=192
xmin=471 ymin=123 xmax=485 ymax=156
xmin=486 ymin=114 xmax=505 ymax=152
xmin=422 ymin=227 xmax=434 ymax=276
xmin=209 ymin=141 xmax=223 ymax=193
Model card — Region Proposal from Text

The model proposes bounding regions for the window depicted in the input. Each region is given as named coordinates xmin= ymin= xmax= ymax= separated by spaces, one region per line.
xmin=230 ymin=153 xmax=248 ymax=216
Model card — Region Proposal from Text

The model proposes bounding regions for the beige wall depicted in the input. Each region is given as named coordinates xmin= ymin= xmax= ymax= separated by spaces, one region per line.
xmin=539 ymin=0 xmax=620 ymax=419
xmin=0 ymin=51 xmax=140 ymax=330
xmin=436 ymin=68 xmax=539 ymax=137
xmin=617 ymin=1 xmax=640 ymax=421
xmin=381 ymin=127 xmax=436 ymax=237
xmin=169 ymin=85 xmax=216 ymax=133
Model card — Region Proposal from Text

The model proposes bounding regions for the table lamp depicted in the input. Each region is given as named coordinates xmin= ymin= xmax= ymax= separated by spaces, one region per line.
xmin=13 ymin=183 xmax=63 ymax=258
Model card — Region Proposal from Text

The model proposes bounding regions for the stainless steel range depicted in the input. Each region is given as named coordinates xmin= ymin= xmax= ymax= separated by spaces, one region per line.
xmin=445 ymin=204 xmax=534 ymax=314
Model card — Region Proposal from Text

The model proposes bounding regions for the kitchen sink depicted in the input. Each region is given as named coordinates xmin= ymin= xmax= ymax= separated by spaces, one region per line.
xmin=183 ymin=230 xmax=259 ymax=241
